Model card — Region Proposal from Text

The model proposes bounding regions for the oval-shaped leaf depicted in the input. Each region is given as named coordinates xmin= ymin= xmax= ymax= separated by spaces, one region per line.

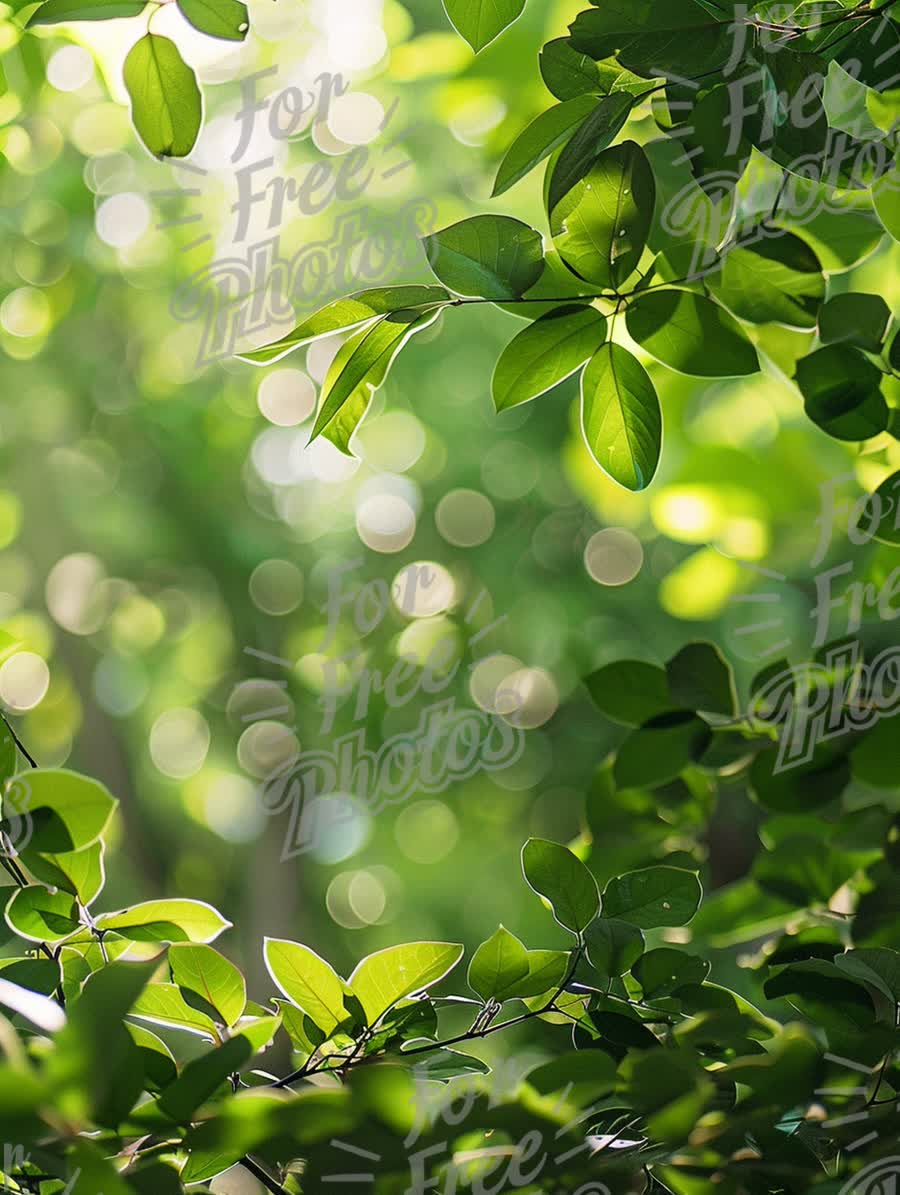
xmin=614 ymin=712 xmax=713 ymax=788
xmin=631 ymin=947 xmax=710 ymax=997
xmin=177 ymin=0 xmax=248 ymax=40
xmin=584 ymin=917 xmax=645 ymax=976
xmin=521 ymin=838 xmax=600 ymax=933
xmin=422 ymin=215 xmax=544 ymax=300
xmin=467 ymin=925 xmax=529 ymax=1001
xmin=818 ymin=292 xmax=890 ymax=352
xmin=349 ymin=942 xmax=464 ymax=1024
xmin=584 ymin=659 xmax=673 ymax=726
xmin=27 ymin=0 xmax=146 ymax=23
xmin=169 ymin=943 xmax=246 ymax=1028
xmin=581 ymin=342 xmax=661 ymax=491
xmin=96 ymin=899 xmax=231 ymax=944
xmin=3 ymin=769 xmax=116 ymax=854
xmin=539 ymin=38 xmax=603 ymax=101
xmin=123 ymin=34 xmax=202 ymax=159
xmin=795 ymin=345 xmax=888 ymax=441
xmin=707 ymin=233 xmax=826 ymax=330
xmin=6 ymin=885 xmax=81 ymax=943
xmin=666 ymin=641 xmax=737 ymax=718
xmin=551 ymin=141 xmax=654 ymax=289
xmin=264 ymin=938 xmax=348 ymax=1035
xmin=492 ymin=303 xmax=607 ymax=411
xmin=493 ymin=96 xmax=597 ymax=196
xmin=626 ymin=289 xmax=759 ymax=377
xmin=601 ymin=866 xmax=702 ymax=928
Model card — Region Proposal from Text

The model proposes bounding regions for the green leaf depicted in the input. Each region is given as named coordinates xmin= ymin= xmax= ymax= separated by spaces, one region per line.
xmin=614 ymin=712 xmax=713 ymax=788
xmin=0 ymin=720 xmax=18 ymax=788
xmin=309 ymin=308 xmax=441 ymax=443
xmin=795 ymin=345 xmax=888 ymax=441
xmin=129 ymin=981 xmax=219 ymax=1039
xmin=867 ymin=471 xmax=900 ymax=546
xmin=526 ymin=1049 xmax=617 ymax=1099
xmin=492 ymin=303 xmax=607 ymax=411
xmin=177 ymin=0 xmax=248 ymax=40
xmin=584 ymin=917 xmax=644 ymax=975
xmin=631 ymin=947 xmax=709 ymax=997
xmin=127 ymin=1022 xmax=177 ymax=1090
xmin=159 ymin=1023 xmax=277 ymax=1122
xmin=501 ymin=949 xmax=569 ymax=999
xmin=818 ymin=292 xmax=890 ymax=353
xmin=835 ymin=948 xmax=900 ymax=1002
xmin=237 ymin=286 xmax=450 ymax=365
xmin=349 ymin=942 xmax=464 ymax=1024
xmin=521 ymin=837 xmax=599 ymax=933
xmin=626 ymin=290 xmax=759 ymax=377
xmin=547 ymin=92 xmax=635 ymax=212
xmin=539 ymin=38 xmax=603 ymax=100
xmin=49 ymin=961 xmax=155 ymax=1128
xmin=493 ymin=97 xmax=597 ymax=196
xmin=666 ymin=642 xmax=737 ymax=718
xmin=850 ymin=711 xmax=900 ymax=788
xmin=264 ymin=938 xmax=348 ymax=1036
xmin=18 ymin=840 xmax=105 ymax=907
xmin=6 ymin=885 xmax=81 ymax=942
xmin=601 ymin=866 xmax=702 ymax=928
xmin=707 ymin=233 xmax=826 ymax=330
xmin=467 ymin=925 xmax=528 ymax=1001
xmin=96 ymin=899 xmax=231 ymax=944
xmin=581 ymin=343 xmax=661 ymax=491
xmin=169 ymin=943 xmax=246 ymax=1028
xmin=123 ymin=34 xmax=202 ymax=159
xmin=568 ymin=0 xmax=733 ymax=79
xmin=441 ymin=0 xmax=525 ymax=51
xmin=27 ymin=0 xmax=146 ymax=22
xmin=551 ymin=141 xmax=654 ymax=289
xmin=422 ymin=215 xmax=544 ymax=300
xmin=749 ymin=748 xmax=850 ymax=813
xmin=2 ymin=768 xmax=116 ymax=853
xmin=585 ymin=659 xmax=673 ymax=727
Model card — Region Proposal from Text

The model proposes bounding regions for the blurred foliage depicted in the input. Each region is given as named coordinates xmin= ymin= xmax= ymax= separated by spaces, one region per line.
xmin=0 ymin=0 xmax=898 ymax=1190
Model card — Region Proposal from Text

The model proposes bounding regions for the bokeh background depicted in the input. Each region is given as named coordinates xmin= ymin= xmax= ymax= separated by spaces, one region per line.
xmin=2 ymin=0 xmax=899 ymax=1022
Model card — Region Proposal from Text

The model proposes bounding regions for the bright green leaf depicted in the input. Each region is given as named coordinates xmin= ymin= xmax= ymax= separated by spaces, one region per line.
xmin=626 ymin=289 xmax=759 ymax=377
xmin=492 ymin=303 xmax=607 ymax=411
xmin=422 ymin=215 xmax=544 ymax=300
xmin=581 ymin=342 xmax=661 ymax=491
xmin=521 ymin=837 xmax=599 ymax=933
xmin=123 ymin=34 xmax=202 ymax=158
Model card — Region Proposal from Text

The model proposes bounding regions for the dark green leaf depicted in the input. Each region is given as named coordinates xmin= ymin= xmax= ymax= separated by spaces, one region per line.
xmin=601 ymin=866 xmax=702 ymax=928
xmin=796 ymin=345 xmax=888 ymax=441
xmin=584 ymin=659 xmax=673 ymax=726
xmin=584 ymin=917 xmax=644 ymax=975
xmin=539 ymin=38 xmax=603 ymax=100
xmin=568 ymin=0 xmax=733 ymax=79
xmin=818 ymin=293 xmax=890 ymax=352
xmin=521 ymin=837 xmax=600 ymax=933
xmin=666 ymin=641 xmax=737 ymax=718
xmin=707 ymin=233 xmax=826 ymax=330
xmin=626 ymin=289 xmax=759 ymax=377
xmin=614 ymin=712 xmax=713 ymax=788
xmin=631 ymin=947 xmax=710 ymax=997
